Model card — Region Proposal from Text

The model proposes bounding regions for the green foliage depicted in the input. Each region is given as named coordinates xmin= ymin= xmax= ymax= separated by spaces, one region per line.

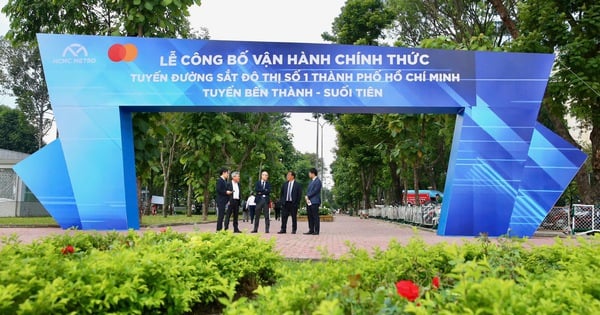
xmin=224 ymin=236 xmax=600 ymax=314
xmin=3 ymin=231 xmax=600 ymax=314
xmin=0 ymin=105 xmax=38 ymax=153
xmin=0 ymin=40 xmax=51 ymax=149
xmin=322 ymin=0 xmax=395 ymax=45
xmin=512 ymin=0 xmax=600 ymax=203
xmin=0 ymin=229 xmax=281 ymax=314
xmin=297 ymin=206 xmax=331 ymax=216
xmin=1 ymin=0 xmax=201 ymax=43
xmin=386 ymin=0 xmax=516 ymax=47
xmin=0 ymin=215 xmax=218 ymax=227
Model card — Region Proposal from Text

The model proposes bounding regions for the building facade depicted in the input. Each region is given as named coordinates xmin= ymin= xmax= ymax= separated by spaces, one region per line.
xmin=0 ymin=149 xmax=47 ymax=217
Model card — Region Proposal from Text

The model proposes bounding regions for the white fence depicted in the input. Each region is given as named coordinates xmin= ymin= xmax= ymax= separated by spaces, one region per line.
xmin=362 ymin=204 xmax=600 ymax=235
xmin=360 ymin=204 xmax=442 ymax=228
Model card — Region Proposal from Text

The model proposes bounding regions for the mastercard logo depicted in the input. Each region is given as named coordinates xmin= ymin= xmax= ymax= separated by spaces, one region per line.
xmin=108 ymin=43 xmax=138 ymax=62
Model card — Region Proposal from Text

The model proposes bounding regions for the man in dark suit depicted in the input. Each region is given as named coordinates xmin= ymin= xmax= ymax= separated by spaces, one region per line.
xmin=224 ymin=171 xmax=242 ymax=233
xmin=215 ymin=168 xmax=231 ymax=231
xmin=304 ymin=167 xmax=322 ymax=235
xmin=278 ymin=171 xmax=302 ymax=234
xmin=251 ymin=170 xmax=271 ymax=233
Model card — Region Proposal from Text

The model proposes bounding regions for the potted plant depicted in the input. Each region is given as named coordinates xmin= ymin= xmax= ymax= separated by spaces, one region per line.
xmin=297 ymin=206 xmax=334 ymax=222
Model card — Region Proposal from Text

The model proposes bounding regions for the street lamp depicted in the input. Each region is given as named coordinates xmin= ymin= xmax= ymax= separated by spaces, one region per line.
xmin=305 ymin=116 xmax=325 ymax=178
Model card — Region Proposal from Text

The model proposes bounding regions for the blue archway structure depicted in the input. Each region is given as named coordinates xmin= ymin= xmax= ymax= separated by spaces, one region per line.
xmin=14 ymin=34 xmax=586 ymax=237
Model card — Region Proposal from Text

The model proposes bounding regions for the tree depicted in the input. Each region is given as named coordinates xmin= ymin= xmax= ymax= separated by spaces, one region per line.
xmin=2 ymin=0 xmax=202 ymax=43
xmin=179 ymin=112 xmax=235 ymax=221
xmin=386 ymin=0 xmax=517 ymax=47
xmin=3 ymin=0 xmax=205 ymax=219
xmin=508 ymin=0 xmax=600 ymax=203
xmin=0 ymin=40 xmax=52 ymax=149
xmin=152 ymin=113 xmax=182 ymax=217
xmin=331 ymin=155 xmax=362 ymax=212
xmin=322 ymin=0 xmax=395 ymax=45
xmin=0 ymin=105 xmax=38 ymax=153
xmin=334 ymin=114 xmax=383 ymax=209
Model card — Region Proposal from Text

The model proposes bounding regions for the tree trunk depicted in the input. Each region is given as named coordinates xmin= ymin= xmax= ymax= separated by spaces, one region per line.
xmin=162 ymin=177 xmax=169 ymax=217
xmin=589 ymin=125 xmax=600 ymax=203
xmin=203 ymin=188 xmax=210 ymax=222
xmin=388 ymin=161 xmax=402 ymax=205
xmin=137 ymin=176 xmax=143 ymax=222
xmin=360 ymin=168 xmax=375 ymax=209
xmin=413 ymin=163 xmax=421 ymax=206
xmin=402 ymin=178 xmax=410 ymax=205
xmin=488 ymin=0 xmax=519 ymax=39
xmin=186 ymin=182 xmax=192 ymax=217
xmin=37 ymin=110 xmax=44 ymax=149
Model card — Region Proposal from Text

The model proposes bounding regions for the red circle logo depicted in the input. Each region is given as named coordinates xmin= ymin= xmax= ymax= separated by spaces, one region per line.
xmin=108 ymin=44 xmax=138 ymax=62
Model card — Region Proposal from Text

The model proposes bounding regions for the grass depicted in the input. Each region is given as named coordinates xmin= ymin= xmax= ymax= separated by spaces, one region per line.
xmin=140 ymin=214 xmax=217 ymax=226
xmin=0 ymin=214 xmax=217 ymax=227
xmin=0 ymin=216 xmax=58 ymax=226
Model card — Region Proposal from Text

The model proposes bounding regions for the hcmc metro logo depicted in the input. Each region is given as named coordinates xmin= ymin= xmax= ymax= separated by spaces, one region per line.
xmin=108 ymin=43 xmax=138 ymax=62
xmin=52 ymin=43 xmax=96 ymax=64
xmin=62 ymin=43 xmax=88 ymax=57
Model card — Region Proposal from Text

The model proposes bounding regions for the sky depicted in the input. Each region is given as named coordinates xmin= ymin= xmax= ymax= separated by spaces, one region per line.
xmin=0 ymin=0 xmax=345 ymax=184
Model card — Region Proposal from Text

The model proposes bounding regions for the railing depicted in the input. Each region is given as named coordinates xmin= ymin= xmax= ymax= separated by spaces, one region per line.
xmin=571 ymin=204 xmax=599 ymax=235
xmin=363 ymin=204 xmax=599 ymax=235
xmin=362 ymin=204 xmax=442 ymax=228
xmin=538 ymin=206 xmax=570 ymax=233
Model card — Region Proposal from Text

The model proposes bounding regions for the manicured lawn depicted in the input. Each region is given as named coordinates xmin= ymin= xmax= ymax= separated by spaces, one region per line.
xmin=0 ymin=214 xmax=216 ymax=227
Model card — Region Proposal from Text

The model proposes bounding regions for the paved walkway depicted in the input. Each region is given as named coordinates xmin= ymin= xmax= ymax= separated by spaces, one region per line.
xmin=0 ymin=215 xmax=560 ymax=260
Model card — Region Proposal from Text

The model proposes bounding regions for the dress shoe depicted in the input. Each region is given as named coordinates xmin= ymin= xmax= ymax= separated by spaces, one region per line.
xmin=291 ymin=231 xmax=296 ymax=234
xmin=277 ymin=231 xmax=286 ymax=234
xmin=265 ymin=231 xmax=269 ymax=234
xmin=251 ymin=230 xmax=257 ymax=233
xmin=234 ymin=230 xmax=242 ymax=233
xmin=312 ymin=233 xmax=319 ymax=235
xmin=303 ymin=232 xmax=314 ymax=235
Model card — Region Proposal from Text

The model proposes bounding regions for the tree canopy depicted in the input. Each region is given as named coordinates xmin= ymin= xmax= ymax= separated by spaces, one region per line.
xmin=0 ymin=105 xmax=38 ymax=154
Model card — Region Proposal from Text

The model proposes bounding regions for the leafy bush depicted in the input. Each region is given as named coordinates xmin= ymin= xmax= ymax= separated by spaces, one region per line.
xmin=0 ymin=229 xmax=281 ymax=314
xmin=3 ymin=229 xmax=600 ymax=314
xmin=298 ymin=206 xmax=332 ymax=216
xmin=224 ymin=236 xmax=600 ymax=314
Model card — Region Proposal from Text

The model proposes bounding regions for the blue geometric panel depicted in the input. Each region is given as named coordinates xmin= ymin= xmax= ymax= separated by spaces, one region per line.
xmin=14 ymin=34 xmax=586 ymax=236
xmin=12 ymin=140 xmax=81 ymax=229
xmin=508 ymin=123 xmax=587 ymax=237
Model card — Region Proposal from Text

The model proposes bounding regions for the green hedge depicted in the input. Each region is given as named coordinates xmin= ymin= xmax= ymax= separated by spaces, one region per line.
xmin=224 ymin=236 xmax=600 ymax=314
xmin=0 ymin=229 xmax=281 ymax=314
xmin=2 ymin=230 xmax=600 ymax=314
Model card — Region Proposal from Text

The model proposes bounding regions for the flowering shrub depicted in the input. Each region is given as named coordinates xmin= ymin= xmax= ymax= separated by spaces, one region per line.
xmin=60 ymin=245 xmax=75 ymax=255
xmin=0 ymin=229 xmax=281 ymax=314
xmin=224 ymin=236 xmax=600 ymax=314
xmin=3 ymin=230 xmax=600 ymax=314
xmin=396 ymin=280 xmax=419 ymax=301
xmin=432 ymin=276 xmax=440 ymax=289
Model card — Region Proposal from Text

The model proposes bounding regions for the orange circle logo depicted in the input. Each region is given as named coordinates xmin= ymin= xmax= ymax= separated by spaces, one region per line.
xmin=108 ymin=44 xmax=138 ymax=62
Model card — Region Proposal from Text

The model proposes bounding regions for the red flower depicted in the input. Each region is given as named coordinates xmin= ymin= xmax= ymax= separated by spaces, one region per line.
xmin=432 ymin=276 xmax=440 ymax=289
xmin=61 ymin=245 xmax=75 ymax=255
xmin=395 ymin=280 xmax=420 ymax=301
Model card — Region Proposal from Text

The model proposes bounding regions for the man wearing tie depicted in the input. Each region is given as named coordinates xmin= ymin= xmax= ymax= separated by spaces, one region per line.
xmin=251 ymin=170 xmax=271 ymax=233
xmin=224 ymin=171 xmax=242 ymax=233
xmin=278 ymin=171 xmax=302 ymax=234
xmin=215 ymin=168 xmax=231 ymax=232
xmin=304 ymin=167 xmax=322 ymax=235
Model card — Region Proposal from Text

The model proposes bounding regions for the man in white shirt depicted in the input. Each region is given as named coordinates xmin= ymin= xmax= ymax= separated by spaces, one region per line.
xmin=224 ymin=171 xmax=242 ymax=233
xmin=246 ymin=193 xmax=256 ymax=224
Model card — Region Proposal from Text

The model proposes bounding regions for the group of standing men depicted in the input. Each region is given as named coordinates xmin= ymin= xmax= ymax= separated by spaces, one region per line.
xmin=215 ymin=167 xmax=322 ymax=235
